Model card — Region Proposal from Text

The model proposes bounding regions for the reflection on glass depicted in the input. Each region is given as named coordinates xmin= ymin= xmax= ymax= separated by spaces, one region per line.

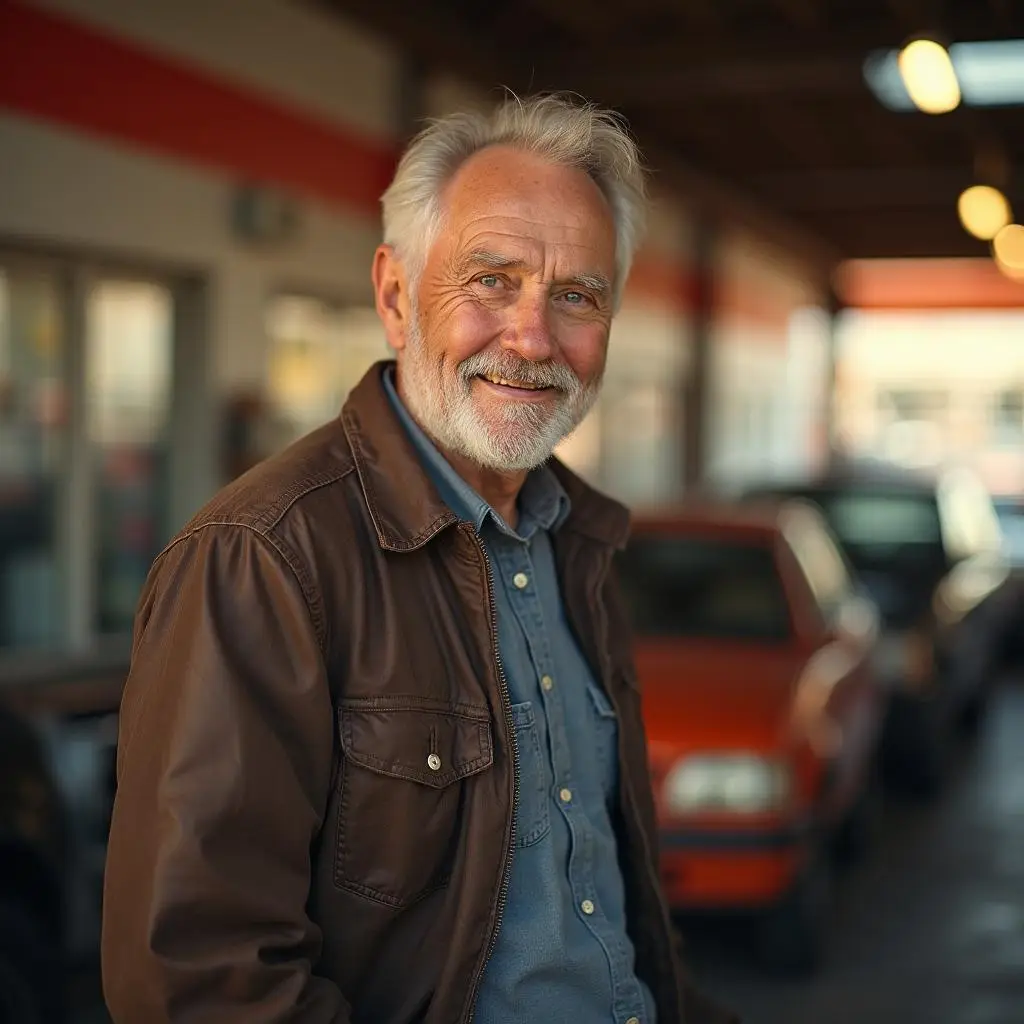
xmin=0 ymin=268 xmax=66 ymax=651
xmin=87 ymin=280 xmax=172 ymax=635
xmin=265 ymin=296 xmax=385 ymax=449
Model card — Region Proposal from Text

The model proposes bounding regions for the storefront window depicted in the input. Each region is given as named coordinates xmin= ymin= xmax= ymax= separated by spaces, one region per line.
xmin=264 ymin=296 xmax=385 ymax=450
xmin=0 ymin=267 xmax=67 ymax=651
xmin=86 ymin=280 xmax=173 ymax=635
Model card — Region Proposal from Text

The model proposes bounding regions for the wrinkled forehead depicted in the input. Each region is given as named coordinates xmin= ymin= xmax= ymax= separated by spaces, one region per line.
xmin=436 ymin=146 xmax=617 ymax=275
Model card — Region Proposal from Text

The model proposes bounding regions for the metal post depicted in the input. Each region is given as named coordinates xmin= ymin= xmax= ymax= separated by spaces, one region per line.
xmin=823 ymin=283 xmax=845 ymax=470
xmin=683 ymin=216 xmax=716 ymax=491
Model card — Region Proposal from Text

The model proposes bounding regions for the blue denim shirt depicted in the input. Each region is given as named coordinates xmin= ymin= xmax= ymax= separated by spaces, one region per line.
xmin=384 ymin=372 xmax=656 ymax=1024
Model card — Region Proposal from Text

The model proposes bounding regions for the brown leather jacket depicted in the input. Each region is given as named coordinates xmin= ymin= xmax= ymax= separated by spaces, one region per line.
xmin=102 ymin=362 xmax=737 ymax=1024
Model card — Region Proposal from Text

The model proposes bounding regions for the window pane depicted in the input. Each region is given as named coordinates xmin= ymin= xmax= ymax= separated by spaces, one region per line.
xmin=617 ymin=536 xmax=791 ymax=641
xmin=0 ymin=267 xmax=67 ymax=651
xmin=823 ymin=493 xmax=942 ymax=549
xmin=87 ymin=280 xmax=173 ymax=635
xmin=265 ymin=296 xmax=384 ymax=449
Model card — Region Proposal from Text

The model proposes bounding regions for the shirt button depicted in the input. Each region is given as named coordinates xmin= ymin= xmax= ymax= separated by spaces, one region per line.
xmin=559 ymin=788 xmax=572 ymax=803
xmin=512 ymin=572 xmax=529 ymax=589
xmin=427 ymin=754 xmax=441 ymax=771
xmin=580 ymin=899 xmax=595 ymax=915
xmin=625 ymin=1018 xmax=641 ymax=1024
xmin=540 ymin=674 xmax=554 ymax=691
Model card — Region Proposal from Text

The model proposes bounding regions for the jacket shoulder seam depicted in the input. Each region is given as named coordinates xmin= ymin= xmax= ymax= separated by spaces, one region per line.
xmin=156 ymin=521 xmax=328 ymax=652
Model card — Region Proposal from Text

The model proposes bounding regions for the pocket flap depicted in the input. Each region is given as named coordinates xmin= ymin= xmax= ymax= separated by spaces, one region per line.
xmin=586 ymin=681 xmax=618 ymax=720
xmin=339 ymin=697 xmax=493 ymax=789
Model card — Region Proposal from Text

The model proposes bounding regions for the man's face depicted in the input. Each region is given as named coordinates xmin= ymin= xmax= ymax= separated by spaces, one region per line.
xmin=389 ymin=146 xmax=617 ymax=472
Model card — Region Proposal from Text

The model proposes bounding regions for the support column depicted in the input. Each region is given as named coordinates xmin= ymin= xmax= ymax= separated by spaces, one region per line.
xmin=396 ymin=57 xmax=427 ymax=145
xmin=823 ymin=283 xmax=845 ymax=469
xmin=683 ymin=216 xmax=716 ymax=491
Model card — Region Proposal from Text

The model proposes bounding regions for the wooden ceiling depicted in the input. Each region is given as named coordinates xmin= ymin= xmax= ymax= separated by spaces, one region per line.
xmin=316 ymin=0 xmax=1024 ymax=264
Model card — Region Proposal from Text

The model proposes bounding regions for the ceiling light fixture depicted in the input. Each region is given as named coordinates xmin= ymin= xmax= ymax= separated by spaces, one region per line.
xmin=957 ymin=185 xmax=1013 ymax=240
xmin=866 ymin=38 xmax=1024 ymax=111
xmin=896 ymin=38 xmax=961 ymax=113
xmin=992 ymin=224 xmax=1024 ymax=275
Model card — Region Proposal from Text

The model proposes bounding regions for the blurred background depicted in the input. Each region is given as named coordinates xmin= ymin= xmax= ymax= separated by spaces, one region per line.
xmin=0 ymin=0 xmax=1023 ymax=1021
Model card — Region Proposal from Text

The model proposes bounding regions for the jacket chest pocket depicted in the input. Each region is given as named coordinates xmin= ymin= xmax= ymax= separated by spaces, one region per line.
xmin=334 ymin=698 xmax=493 ymax=908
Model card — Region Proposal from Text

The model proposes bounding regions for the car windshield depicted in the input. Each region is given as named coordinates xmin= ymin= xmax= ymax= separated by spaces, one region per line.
xmin=995 ymin=498 xmax=1024 ymax=560
xmin=821 ymin=492 xmax=943 ymax=551
xmin=617 ymin=535 xmax=791 ymax=641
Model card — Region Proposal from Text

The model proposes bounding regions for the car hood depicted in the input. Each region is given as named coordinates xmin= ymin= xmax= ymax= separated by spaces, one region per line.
xmin=636 ymin=640 xmax=806 ymax=755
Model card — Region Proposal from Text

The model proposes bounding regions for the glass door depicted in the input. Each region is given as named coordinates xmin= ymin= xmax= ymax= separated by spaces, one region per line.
xmin=0 ymin=251 xmax=200 ymax=669
xmin=0 ymin=262 xmax=68 ymax=652
xmin=85 ymin=278 xmax=174 ymax=637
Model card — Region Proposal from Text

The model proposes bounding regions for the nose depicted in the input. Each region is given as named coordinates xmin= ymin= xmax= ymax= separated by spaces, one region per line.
xmin=501 ymin=288 xmax=554 ymax=363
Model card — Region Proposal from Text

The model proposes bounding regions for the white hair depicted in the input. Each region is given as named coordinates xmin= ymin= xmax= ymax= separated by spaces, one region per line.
xmin=380 ymin=92 xmax=648 ymax=310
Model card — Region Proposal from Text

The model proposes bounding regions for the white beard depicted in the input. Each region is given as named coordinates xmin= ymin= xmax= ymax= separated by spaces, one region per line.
xmin=398 ymin=314 xmax=601 ymax=472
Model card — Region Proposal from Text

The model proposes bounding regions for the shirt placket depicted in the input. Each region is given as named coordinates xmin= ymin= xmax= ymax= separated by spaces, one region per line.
xmin=493 ymin=533 xmax=647 ymax=1024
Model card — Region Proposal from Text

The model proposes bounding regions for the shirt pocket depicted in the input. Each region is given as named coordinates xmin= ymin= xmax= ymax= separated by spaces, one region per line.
xmin=511 ymin=701 xmax=551 ymax=848
xmin=586 ymin=680 xmax=620 ymax=799
xmin=335 ymin=697 xmax=493 ymax=908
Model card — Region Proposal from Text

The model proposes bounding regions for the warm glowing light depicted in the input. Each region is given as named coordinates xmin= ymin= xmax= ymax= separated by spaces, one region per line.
xmin=994 ymin=256 xmax=1024 ymax=281
xmin=897 ymin=39 xmax=961 ymax=113
xmin=993 ymin=223 xmax=1024 ymax=271
xmin=957 ymin=185 xmax=1013 ymax=240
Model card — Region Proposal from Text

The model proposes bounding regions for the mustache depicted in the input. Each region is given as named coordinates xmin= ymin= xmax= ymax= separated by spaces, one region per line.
xmin=457 ymin=351 xmax=582 ymax=392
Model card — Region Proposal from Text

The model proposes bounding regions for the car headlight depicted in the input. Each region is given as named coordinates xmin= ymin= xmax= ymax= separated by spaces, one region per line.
xmin=663 ymin=755 xmax=792 ymax=815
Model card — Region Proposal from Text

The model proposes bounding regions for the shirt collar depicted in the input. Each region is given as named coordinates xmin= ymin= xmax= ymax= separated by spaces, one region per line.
xmin=382 ymin=367 xmax=570 ymax=540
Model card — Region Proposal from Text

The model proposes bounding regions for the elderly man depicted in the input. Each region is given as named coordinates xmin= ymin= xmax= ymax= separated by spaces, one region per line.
xmin=102 ymin=94 xmax=738 ymax=1024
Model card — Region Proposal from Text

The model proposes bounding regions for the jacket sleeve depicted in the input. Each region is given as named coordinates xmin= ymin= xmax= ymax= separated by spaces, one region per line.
xmin=101 ymin=524 xmax=350 ymax=1023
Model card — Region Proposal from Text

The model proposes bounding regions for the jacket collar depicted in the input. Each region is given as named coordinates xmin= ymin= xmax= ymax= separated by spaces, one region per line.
xmin=341 ymin=361 xmax=631 ymax=553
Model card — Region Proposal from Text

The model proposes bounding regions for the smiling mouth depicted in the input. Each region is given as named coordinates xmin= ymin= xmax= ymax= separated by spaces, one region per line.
xmin=477 ymin=372 xmax=553 ymax=392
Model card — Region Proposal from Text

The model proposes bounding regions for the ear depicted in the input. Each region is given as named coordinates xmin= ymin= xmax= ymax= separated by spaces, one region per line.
xmin=372 ymin=245 xmax=413 ymax=352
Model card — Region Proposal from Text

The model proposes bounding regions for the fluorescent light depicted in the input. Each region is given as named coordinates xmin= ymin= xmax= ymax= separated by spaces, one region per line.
xmin=898 ymin=40 xmax=960 ymax=113
xmin=866 ymin=38 xmax=1024 ymax=110
xmin=958 ymin=185 xmax=1013 ymax=240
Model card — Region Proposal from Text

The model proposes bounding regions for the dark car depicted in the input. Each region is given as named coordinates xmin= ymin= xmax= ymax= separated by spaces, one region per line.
xmin=0 ymin=701 xmax=68 ymax=1022
xmin=741 ymin=462 xmax=1011 ymax=794
xmin=0 ymin=671 xmax=121 ymax=1023
xmin=994 ymin=495 xmax=1024 ymax=667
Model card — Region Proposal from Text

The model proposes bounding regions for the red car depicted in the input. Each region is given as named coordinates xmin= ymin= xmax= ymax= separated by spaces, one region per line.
xmin=617 ymin=501 xmax=883 ymax=973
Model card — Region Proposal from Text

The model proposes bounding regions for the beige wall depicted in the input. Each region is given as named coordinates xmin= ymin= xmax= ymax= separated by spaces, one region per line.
xmin=2 ymin=0 xmax=830 ymax=508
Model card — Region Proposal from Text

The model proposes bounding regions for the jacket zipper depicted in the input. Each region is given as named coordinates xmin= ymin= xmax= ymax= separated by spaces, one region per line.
xmin=461 ymin=523 xmax=518 ymax=1024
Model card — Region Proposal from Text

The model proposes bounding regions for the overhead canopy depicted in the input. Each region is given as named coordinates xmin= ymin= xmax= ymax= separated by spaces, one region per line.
xmin=317 ymin=0 xmax=1024 ymax=263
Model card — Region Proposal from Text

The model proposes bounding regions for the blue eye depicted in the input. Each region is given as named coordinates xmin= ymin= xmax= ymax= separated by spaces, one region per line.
xmin=479 ymin=274 xmax=499 ymax=288
xmin=564 ymin=291 xmax=585 ymax=304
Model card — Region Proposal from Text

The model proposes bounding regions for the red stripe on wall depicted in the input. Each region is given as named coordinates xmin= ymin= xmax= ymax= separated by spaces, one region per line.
xmin=839 ymin=258 xmax=1024 ymax=310
xmin=0 ymin=0 xmax=397 ymax=217
xmin=625 ymin=252 xmax=700 ymax=312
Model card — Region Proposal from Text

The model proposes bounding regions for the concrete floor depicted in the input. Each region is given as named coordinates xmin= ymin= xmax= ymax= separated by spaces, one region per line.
xmin=689 ymin=677 xmax=1024 ymax=1024
xmin=75 ymin=679 xmax=1024 ymax=1024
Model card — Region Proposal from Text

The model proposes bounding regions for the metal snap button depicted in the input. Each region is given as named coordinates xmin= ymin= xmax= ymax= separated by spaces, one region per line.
xmin=427 ymin=753 xmax=442 ymax=771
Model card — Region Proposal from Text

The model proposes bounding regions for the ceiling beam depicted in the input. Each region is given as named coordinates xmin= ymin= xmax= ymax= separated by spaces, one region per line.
xmin=773 ymin=0 xmax=822 ymax=30
xmin=536 ymin=6 xmax=1024 ymax=82
xmin=537 ymin=55 xmax=868 ymax=105
xmin=810 ymin=208 xmax=992 ymax=258
xmin=749 ymin=166 xmax=1020 ymax=210
xmin=315 ymin=0 xmax=842 ymax=273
